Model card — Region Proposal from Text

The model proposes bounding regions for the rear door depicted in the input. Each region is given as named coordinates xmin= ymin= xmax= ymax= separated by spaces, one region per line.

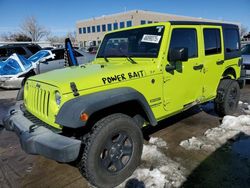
xmin=201 ymin=26 xmax=224 ymax=99
xmin=162 ymin=25 xmax=204 ymax=113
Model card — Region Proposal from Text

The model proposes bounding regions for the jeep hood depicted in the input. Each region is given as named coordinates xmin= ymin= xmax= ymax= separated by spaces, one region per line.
xmin=28 ymin=62 xmax=147 ymax=94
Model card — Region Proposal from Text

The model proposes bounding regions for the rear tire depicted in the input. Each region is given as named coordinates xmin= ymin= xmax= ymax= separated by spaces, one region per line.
xmin=78 ymin=113 xmax=143 ymax=188
xmin=214 ymin=79 xmax=240 ymax=117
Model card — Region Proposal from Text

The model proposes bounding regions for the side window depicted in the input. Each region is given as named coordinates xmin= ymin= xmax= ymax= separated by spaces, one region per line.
xmin=169 ymin=29 xmax=198 ymax=58
xmin=11 ymin=47 xmax=26 ymax=55
xmin=224 ymin=29 xmax=240 ymax=52
xmin=26 ymin=46 xmax=41 ymax=54
xmin=0 ymin=48 xmax=7 ymax=57
xmin=204 ymin=28 xmax=221 ymax=55
xmin=48 ymin=49 xmax=64 ymax=61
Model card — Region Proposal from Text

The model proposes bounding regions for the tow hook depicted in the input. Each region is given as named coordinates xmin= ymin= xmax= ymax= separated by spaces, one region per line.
xmin=29 ymin=124 xmax=39 ymax=133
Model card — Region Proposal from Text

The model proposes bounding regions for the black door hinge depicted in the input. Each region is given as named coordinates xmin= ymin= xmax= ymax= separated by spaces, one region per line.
xmin=70 ymin=82 xmax=79 ymax=97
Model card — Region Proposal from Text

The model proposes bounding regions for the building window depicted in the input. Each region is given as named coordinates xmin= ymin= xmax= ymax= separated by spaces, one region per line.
xmin=148 ymin=21 xmax=152 ymax=24
xmin=126 ymin=20 xmax=132 ymax=27
xmin=120 ymin=21 xmax=125 ymax=28
xmin=203 ymin=29 xmax=221 ymax=55
xmin=108 ymin=23 xmax=112 ymax=31
xmin=113 ymin=22 xmax=118 ymax=30
xmin=141 ymin=20 xmax=146 ymax=25
xmin=83 ymin=27 xmax=86 ymax=33
xmin=87 ymin=27 xmax=91 ymax=33
xmin=102 ymin=24 xmax=106 ymax=32
xmin=97 ymin=25 xmax=101 ymax=32
xmin=79 ymin=28 xmax=82 ymax=34
xmin=92 ymin=26 xmax=96 ymax=33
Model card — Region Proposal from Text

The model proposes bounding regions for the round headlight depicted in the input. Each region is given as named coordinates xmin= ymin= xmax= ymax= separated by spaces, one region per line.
xmin=55 ymin=91 xmax=61 ymax=106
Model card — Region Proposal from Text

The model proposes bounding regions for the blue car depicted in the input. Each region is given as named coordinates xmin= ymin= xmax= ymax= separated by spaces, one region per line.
xmin=0 ymin=50 xmax=55 ymax=89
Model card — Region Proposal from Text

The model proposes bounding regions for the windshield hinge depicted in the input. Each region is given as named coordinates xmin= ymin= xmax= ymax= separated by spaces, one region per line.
xmin=70 ymin=82 xmax=79 ymax=97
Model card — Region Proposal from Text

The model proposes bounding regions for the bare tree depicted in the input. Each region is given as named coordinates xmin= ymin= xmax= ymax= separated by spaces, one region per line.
xmin=1 ymin=32 xmax=31 ymax=42
xmin=240 ymin=25 xmax=248 ymax=38
xmin=47 ymin=35 xmax=64 ymax=43
xmin=66 ymin=31 xmax=77 ymax=43
xmin=20 ymin=16 xmax=50 ymax=42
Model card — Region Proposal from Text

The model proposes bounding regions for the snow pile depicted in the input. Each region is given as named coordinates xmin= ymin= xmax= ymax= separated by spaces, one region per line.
xmin=179 ymin=137 xmax=216 ymax=151
xmin=118 ymin=139 xmax=186 ymax=188
xmin=204 ymin=127 xmax=239 ymax=145
xmin=238 ymin=101 xmax=250 ymax=115
xmin=179 ymin=137 xmax=204 ymax=150
xmin=149 ymin=137 xmax=168 ymax=148
xmin=220 ymin=115 xmax=250 ymax=133
xmin=180 ymin=102 xmax=250 ymax=151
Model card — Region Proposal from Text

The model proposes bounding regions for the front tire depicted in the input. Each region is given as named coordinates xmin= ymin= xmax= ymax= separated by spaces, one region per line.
xmin=78 ymin=113 xmax=143 ymax=188
xmin=214 ymin=79 xmax=240 ymax=117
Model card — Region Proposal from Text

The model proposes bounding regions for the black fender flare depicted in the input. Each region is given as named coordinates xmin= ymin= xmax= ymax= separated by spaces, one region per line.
xmin=55 ymin=87 xmax=157 ymax=128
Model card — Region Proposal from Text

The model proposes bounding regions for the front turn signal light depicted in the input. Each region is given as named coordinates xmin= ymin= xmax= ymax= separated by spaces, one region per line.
xmin=80 ymin=112 xmax=89 ymax=121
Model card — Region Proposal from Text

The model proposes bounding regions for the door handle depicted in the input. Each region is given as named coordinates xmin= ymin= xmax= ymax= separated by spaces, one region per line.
xmin=193 ymin=64 xmax=204 ymax=70
xmin=216 ymin=60 xmax=224 ymax=65
xmin=165 ymin=64 xmax=176 ymax=72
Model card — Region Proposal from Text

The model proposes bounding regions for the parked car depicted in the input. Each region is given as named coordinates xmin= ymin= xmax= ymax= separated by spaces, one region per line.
xmin=38 ymin=48 xmax=95 ymax=73
xmin=42 ymin=47 xmax=55 ymax=50
xmin=0 ymin=50 xmax=55 ymax=89
xmin=0 ymin=43 xmax=41 ymax=61
xmin=0 ymin=48 xmax=95 ymax=89
xmin=87 ymin=46 xmax=98 ymax=54
xmin=241 ymin=44 xmax=250 ymax=80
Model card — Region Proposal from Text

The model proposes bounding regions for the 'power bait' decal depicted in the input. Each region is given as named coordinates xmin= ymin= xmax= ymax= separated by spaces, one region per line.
xmin=102 ymin=70 xmax=144 ymax=84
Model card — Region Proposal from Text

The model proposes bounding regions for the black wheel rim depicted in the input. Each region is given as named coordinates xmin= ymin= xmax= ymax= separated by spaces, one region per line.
xmin=99 ymin=131 xmax=133 ymax=173
xmin=228 ymin=86 xmax=238 ymax=109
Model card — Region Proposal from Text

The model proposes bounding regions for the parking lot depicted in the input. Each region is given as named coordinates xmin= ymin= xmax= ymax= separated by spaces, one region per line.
xmin=0 ymin=84 xmax=250 ymax=188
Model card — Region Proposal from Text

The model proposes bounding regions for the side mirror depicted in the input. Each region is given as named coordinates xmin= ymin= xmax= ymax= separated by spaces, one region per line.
xmin=168 ymin=47 xmax=188 ymax=62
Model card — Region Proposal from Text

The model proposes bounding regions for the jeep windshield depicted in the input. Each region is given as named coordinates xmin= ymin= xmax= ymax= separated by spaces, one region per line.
xmin=97 ymin=26 xmax=165 ymax=58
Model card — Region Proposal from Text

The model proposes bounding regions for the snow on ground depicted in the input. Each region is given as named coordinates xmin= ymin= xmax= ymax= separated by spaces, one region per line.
xmin=180 ymin=102 xmax=250 ymax=151
xmin=179 ymin=136 xmax=217 ymax=151
xmin=89 ymin=102 xmax=250 ymax=188
xmin=148 ymin=136 xmax=168 ymax=148
xmin=117 ymin=137 xmax=186 ymax=188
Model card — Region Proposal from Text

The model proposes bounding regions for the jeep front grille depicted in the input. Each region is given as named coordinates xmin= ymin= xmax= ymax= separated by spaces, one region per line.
xmin=26 ymin=84 xmax=50 ymax=117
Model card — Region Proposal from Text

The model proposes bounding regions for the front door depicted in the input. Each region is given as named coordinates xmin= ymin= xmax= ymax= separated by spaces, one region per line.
xmin=162 ymin=26 xmax=204 ymax=114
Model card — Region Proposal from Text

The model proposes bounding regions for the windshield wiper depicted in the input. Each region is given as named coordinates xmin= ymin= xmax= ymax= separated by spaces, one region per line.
xmin=126 ymin=55 xmax=137 ymax=64
xmin=117 ymin=48 xmax=137 ymax=64
xmin=103 ymin=55 xmax=109 ymax=62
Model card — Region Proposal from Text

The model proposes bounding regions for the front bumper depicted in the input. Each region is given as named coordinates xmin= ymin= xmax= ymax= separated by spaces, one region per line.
xmin=2 ymin=102 xmax=81 ymax=163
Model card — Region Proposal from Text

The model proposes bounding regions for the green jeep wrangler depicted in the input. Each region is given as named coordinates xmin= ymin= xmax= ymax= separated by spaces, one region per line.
xmin=3 ymin=21 xmax=243 ymax=187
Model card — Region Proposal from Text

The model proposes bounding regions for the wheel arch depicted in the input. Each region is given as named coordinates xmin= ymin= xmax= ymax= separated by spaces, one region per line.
xmin=222 ymin=67 xmax=237 ymax=79
xmin=84 ymin=100 xmax=149 ymax=129
xmin=55 ymin=87 xmax=157 ymax=129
